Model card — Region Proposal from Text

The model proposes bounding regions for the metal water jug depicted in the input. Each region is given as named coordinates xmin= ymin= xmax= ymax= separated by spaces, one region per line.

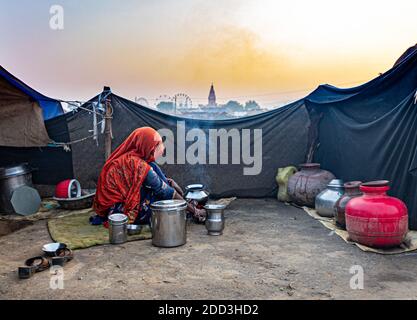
xmin=315 ymin=179 xmax=344 ymax=217
xmin=204 ymin=204 xmax=226 ymax=236
xmin=184 ymin=184 xmax=209 ymax=206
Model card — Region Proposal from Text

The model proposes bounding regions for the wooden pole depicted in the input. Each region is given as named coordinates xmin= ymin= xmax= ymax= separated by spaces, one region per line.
xmin=104 ymin=95 xmax=113 ymax=161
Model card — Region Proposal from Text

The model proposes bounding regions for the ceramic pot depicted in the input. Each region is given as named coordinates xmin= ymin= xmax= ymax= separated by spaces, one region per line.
xmin=334 ymin=181 xmax=362 ymax=229
xmin=345 ymin=181 xmax=408 ymax=248
xmin=287 ymin=163 xmax=335 ymax=207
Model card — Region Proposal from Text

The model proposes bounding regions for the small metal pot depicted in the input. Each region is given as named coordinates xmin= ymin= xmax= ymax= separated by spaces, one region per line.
xmin=108 ymin=214 xmax=128 ymax=244
xmin=0 ymin=163 xmax=37 ymax=215
xmin=184 ymin=184 xmax=209 ymax=206
xmin=315 ymin=179 xmax=344 ymax=217
xmin=204 ymin=204 xmax=226 ymax=236
xmin=150 ymin=200 xmax=187 ymax=248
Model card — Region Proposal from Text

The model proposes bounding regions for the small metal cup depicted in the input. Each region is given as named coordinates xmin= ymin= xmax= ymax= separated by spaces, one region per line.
xmin=108 ymin=214 xmax=128 ymax=244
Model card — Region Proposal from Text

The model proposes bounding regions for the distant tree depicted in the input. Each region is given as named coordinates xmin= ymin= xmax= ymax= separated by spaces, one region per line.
xmin=156 ymin=101 xmax=174 ymax=113
xmin=224 ymin=100 xmax=244 ymax=113
xmin=245 ymin=100 xmax=261 ymax=111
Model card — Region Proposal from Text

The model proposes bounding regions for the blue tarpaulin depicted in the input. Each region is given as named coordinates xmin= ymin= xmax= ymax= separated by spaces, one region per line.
xmin=0 ymin=66 xmax=63 ymax=120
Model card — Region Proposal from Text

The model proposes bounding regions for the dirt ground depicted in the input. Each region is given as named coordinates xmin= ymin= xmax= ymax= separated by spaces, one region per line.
xmin=1 ymin=198 xmax=417 ymax=300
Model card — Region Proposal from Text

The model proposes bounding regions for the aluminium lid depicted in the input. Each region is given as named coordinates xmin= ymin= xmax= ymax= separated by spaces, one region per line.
xmin=151 ymin=200 xmax=187 ymax=210
xmin=0 ymin=163 xmax=32 ymax=180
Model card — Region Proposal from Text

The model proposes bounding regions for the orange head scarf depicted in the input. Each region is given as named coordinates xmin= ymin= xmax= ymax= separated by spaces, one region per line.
xmin=93 ymin=127 xmax=162 ymax=223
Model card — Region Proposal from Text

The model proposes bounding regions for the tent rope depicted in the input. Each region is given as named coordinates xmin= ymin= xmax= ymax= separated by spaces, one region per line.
xmin=50 ymin=92 xmax=114 ymax=151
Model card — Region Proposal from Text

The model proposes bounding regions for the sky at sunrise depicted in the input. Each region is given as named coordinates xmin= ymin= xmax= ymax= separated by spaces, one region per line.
xmin=0 ymin=0 xmax=416 ymax=107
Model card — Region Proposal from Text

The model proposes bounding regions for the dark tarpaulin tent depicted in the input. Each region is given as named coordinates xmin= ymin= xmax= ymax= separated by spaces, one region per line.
xmin=0 ymin=115 xmax=74 ymax=190
xmin=305 ymin=48 xmax=417 ymax=229
xmin=1 ymin=46 xmax=417 ymax=229
xmin=394 ymin=43 xmax=417 ymax=67
xmin=65 ymin=94 xmax=310 ymax=198
xmin=0 ymin=65 xmax=72 ymax=189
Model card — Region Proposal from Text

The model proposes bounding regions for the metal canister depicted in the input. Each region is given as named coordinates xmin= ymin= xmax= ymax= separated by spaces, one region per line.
xmin=108 ymin=214 xmax=128 ymax=244
xmin=315 ymin=179 xmax=345 ymax=217
xmin=0 ymin=163 xmax=35 ymax=214
xmin=204 ymin=204 xmax=226 ymax=236
xmin=150 ymin=200 xmax=187 ymax=248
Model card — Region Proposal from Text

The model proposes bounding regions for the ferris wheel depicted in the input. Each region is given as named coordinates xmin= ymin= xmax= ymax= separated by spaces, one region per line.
xmin=173 ymin=93 xmax=192 ymax=110
xmin=135 ymin=97 xmax=150 ymax=108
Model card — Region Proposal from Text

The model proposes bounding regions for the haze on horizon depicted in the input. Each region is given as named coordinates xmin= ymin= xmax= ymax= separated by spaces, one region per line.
xmin=0 ymin=0 xmax=416 ymax=108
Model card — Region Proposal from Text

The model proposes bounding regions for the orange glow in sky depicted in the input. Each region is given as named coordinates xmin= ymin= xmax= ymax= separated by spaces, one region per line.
xmin=0 ymin=0 xmax=416 ymax=107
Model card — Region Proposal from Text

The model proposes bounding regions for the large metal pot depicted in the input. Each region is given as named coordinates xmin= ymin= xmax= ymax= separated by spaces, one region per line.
xmin=287 ymin=163 xmax=335 ymax=207
xmin=0 ymin=163 xmax=37 ymax=214
xmin=150 ymin=200 xmax=187 ymax=248
xmin=315 ymin=179 xmax=344 ymax=217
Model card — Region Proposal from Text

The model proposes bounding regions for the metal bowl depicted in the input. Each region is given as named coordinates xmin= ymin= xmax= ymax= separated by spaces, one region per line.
xmin=53 ymin=189 xmax=96 ymax=210
xmin=42 ymin=242 xmax=67 ymax=257
xmin=127 ymin=224 xmax=142 ymax=236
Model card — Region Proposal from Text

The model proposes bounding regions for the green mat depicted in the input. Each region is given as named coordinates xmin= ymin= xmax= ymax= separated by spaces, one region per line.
xmin=47 ymin=210 xmax=152 ymax=250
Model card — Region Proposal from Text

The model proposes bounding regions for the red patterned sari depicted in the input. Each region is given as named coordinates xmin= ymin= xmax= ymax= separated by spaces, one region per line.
xmin=93 ymin=127 xmax=161 ymax=223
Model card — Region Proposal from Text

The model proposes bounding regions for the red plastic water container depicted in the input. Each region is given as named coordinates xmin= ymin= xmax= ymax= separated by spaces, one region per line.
xmin=345 ymin=180 xmax=408 ymax=248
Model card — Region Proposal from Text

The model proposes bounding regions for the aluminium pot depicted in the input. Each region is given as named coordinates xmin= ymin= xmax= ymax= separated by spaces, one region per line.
xmin=0 ymin=163 xmax=35 ymax=214
xmin=184 ymin=184 xmax=209 ymax=206
xmin=204 ymin=204 xmax=226 ymax=236
xmin=315 ymin=179 xmax=344 ymax=218
xmin=150 ymin=200 xmax=188 ymax=248
xmin=287 ymin=163 xmax=335 ymax=207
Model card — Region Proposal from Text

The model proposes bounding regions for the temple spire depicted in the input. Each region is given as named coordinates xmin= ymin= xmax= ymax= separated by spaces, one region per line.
xmin=208 ymin=83 xmax=217 ymax=106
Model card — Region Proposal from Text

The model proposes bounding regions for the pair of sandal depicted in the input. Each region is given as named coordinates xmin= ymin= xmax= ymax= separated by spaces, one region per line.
xmin=18 ymin=247 xmax=74 ymax=279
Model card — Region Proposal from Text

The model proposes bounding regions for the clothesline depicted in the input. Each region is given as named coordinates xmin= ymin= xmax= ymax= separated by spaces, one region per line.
xmin=50 ymin=92 xmax=114 ymax=151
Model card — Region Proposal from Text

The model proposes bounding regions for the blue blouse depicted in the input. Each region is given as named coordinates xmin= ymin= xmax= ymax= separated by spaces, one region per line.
xmin=91 ymin=162 xmax=175 ymax=226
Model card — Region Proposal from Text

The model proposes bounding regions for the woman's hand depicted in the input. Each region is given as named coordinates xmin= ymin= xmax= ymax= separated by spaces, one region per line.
xmin=186 ymin=200 xmax=207 ymax=223
xmin=167 ymin=178 xmax=184 ymax=197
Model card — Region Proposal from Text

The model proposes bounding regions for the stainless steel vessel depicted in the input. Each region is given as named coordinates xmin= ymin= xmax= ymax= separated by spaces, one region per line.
xmin=108 ymin=214 xmax=128 ymax=244
xmin=184 ymin=184 xmax=209 ymax=206
xmin=204 ymin=204 xmax=226 ymax=236
xmin=0 ymin=163 xmax=36 ymax=214
xmin=315 ymin=179 xmax=344 ymax=218
xmin=150 ymin=200 xmax=187 ymax=248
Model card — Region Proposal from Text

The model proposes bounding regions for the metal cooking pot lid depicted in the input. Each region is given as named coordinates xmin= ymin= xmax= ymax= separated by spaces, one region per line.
xmin=10 ymin=186 xmax=41 ymax=216
xmin=185 ymin=184 xmax=204 ymax=191
xmin=151 ymin=200 xmax=187 ymax=210
xmin=108 ymin=213 xmax=128 ymax=223
xmin=328 ymin=179 xmax=344 ymax=187
xmin=0 ymin=163 xmax=32 ymax=179
xmin=204 ymin=204 xmax=226 ymax=210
